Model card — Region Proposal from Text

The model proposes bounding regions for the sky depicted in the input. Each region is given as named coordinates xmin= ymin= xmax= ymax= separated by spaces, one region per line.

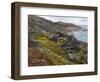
xmin=39 ymin=15 xmax=88 ymax=26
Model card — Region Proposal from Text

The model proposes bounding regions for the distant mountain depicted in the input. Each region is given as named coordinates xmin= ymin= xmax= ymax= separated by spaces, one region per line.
xmin=54 ymin=21 xmax=82 ymax=32
xmin=79 ymin=25 xmax=88 ymax=31
xmin=28 ymin=15 xmax=82 ymax=35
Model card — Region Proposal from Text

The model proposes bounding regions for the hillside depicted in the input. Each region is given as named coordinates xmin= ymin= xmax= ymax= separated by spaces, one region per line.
xmin=28 ymin=15 xmax=82 ymax=34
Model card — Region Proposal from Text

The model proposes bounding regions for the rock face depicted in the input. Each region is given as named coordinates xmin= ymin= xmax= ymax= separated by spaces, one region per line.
xmin=28 ymin=15 xmax=88 ymax=66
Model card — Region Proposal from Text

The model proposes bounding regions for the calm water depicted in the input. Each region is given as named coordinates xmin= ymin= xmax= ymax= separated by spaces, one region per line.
xmin=73 ymin=31 xmax=88 ymax=42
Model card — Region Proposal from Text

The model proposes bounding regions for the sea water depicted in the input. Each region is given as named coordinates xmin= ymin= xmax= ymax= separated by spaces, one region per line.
xmin=73 ymin=31 xmax=88 ymax=42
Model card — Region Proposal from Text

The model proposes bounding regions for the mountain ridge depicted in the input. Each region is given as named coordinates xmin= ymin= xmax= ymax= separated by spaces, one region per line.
xmin=28 ymin=15 xmax=83 ymax=35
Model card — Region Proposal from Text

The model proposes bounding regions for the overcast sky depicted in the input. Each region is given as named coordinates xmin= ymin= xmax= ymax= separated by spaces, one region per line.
xmin=39 ymin=15 xmax=88 ymax=26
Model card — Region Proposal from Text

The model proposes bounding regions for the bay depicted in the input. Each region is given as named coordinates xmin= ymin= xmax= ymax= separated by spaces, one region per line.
xmin=73 ymin=31 xmax=88 ymax=42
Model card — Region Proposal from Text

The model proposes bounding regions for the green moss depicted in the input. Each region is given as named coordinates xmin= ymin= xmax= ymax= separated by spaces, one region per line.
xmin=31 ymin=34 xmax=72 ymax=65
